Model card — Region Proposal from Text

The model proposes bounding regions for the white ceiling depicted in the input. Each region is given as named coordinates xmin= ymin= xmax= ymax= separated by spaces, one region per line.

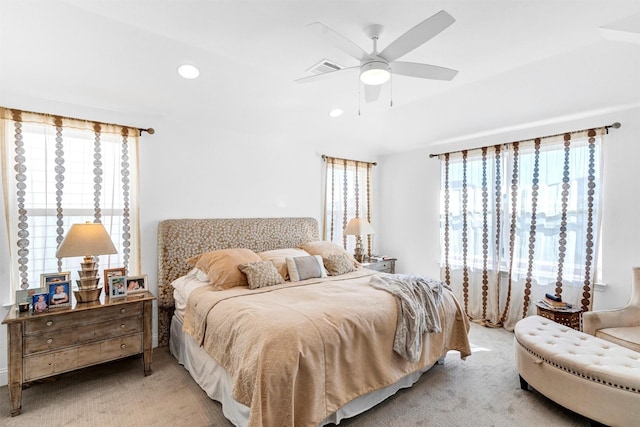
xmin=1 ymin=0 xmax=639 ymax=156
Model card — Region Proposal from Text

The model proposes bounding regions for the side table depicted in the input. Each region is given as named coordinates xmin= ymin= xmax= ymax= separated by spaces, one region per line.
xmin=2 ymin=291 xmax=155 ymax=416
xmin=534 ymin=300 xmax=582 ymax=331
xmin=361 ymin=257 xmax=396 ymax=274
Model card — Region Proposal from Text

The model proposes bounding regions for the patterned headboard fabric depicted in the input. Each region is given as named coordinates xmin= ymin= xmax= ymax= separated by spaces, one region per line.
xmin=156 ymin=217 xmax=319 ymax=346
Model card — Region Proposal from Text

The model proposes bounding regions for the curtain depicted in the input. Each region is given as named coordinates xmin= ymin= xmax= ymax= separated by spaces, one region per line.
xmin=440 ymin=129 xmax=602 ymax=330
xmin=0 ymin=108 xmax=140 ymax=299
xmin=322 ymin=156 xmax=375 ymax=255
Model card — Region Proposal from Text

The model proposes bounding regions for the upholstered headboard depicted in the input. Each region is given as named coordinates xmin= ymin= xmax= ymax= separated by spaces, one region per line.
xmin=156 ymin=217 xmax=319 ymax=345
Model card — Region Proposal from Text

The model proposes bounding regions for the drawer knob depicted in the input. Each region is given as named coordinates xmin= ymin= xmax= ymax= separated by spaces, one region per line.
xmin=46 ymin=320 xmax=54 ymax=327
xmin=120 ymin=308 xmax=126 ymax=314
xmin=47 ymin=338 xmax=53 ymax=344
xmin=121 ymin=344 xmax=126 ymax=349
xmin=120 ymin=324 xmax=126 ymax=329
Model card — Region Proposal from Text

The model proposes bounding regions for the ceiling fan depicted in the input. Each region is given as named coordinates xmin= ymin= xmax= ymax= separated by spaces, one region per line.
xmin=296 ymin=10 xmax=458 ymax=103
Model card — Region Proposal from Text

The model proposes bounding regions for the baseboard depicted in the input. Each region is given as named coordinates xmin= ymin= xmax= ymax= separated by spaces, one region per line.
xmin=0 ymin=367 xmax=7 ymax=387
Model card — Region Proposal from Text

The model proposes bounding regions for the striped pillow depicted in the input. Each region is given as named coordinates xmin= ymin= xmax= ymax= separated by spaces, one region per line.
xmin=285 ymin=255 xmax=328 ymax=282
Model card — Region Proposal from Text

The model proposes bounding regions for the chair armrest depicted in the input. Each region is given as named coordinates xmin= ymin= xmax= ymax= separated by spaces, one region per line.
xmin=582 ymin=306 xmax=640 ymax=335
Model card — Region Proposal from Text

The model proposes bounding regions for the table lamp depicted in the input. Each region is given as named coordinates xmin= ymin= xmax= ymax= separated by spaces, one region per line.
xmin=344 ymin=218 xmax=375 ymax=262
xmin=56 ymin=222 xmax=118 ymax=302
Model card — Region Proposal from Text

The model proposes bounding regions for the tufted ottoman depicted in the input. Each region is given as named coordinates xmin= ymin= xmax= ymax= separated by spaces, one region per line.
xmin=514 ymin=315 xmax=640 ymax=427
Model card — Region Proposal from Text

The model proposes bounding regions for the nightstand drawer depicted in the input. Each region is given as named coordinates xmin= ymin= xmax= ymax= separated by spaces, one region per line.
xmin=366 ymin=260 xmax=393 ymax=272
xmin=24 ymin=302 xmax=143 ymax=335
xmin=24 ymin=333 xmax=143 ymax=381
xmin=24 ymin=316 xmax=143 ymax=355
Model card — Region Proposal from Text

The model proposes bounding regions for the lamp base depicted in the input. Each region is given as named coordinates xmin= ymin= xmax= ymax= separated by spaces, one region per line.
xmin=74 ymin=287 xmax=102 ymax=303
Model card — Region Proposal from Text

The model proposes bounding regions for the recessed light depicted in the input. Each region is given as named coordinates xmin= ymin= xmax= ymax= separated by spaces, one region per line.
xmin=329 ymin=108 xmax=343 ymax=118
xmin=178 ymin=64 xmax=200 ymax=79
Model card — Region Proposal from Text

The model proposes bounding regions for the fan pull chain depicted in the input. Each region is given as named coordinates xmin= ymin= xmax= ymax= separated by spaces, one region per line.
xmin=390 ymin=73 xmax=393 ymax=107
xmin=358 ymin=77 xmax=362 ymax=116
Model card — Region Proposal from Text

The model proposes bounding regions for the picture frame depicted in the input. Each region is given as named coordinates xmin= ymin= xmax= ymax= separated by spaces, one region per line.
xmin=103 ymin=267 xmax=126 ymax=295
xmin=32 ymin=293 xmax=49 ymax=313
xmin=15 ymin=287 xmax=46 ymax=311
xmin=108 ymin=275 xmax=127 ymax=299
xmin=125 ymin=275 xmax=147 ymax=294
xmin=48 ymin=280 xmax=71 ymax=308
xmin=40 ymin=271 xmax=71 ymax=288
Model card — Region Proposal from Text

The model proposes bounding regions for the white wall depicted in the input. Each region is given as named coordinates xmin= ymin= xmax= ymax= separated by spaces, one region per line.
xmin=377 ymin=106 xmax=640 ymax=310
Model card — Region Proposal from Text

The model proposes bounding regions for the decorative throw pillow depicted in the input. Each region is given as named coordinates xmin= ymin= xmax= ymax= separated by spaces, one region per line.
xmin=238 ymin=261 xmax=285 ymax=289
xmin=257 ymin=248 xmax=310 ymax=280
xmin=324 ymin=253 xmax=356 ymax=276
xmin=299 ymin=241 xmax=360 ymax=268
xmin=285 ymin=255 xmax=328 ymax=282
xmin=186 ymin=248 xmax=262 ymax=290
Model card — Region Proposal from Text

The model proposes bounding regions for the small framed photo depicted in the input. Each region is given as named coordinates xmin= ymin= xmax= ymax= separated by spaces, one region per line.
xmin=125 ymin=275 xmax=147 ymax=294
xmin=32 ymin=293 xmax=49 ymax=313
xmin=40 ymin=271 xmax=71 ymax=288
xmin=48 ymin=280 xmax=71 ymax=308
xmin=108 ymin=276 xmax=127 ymax=298
xmin=15 ymin=287 xmax=46 ymax=312
xmin=104 ymin=267 xmax=126 ymax=295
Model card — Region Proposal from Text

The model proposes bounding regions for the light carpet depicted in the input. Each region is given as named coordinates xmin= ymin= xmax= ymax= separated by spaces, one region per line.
xmin=0 ymin=322 xmax=591 ymax=426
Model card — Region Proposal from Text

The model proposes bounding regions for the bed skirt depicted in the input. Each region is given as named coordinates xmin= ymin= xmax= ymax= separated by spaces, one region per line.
xmin=169 ymin=315 xmax=443 ymax=426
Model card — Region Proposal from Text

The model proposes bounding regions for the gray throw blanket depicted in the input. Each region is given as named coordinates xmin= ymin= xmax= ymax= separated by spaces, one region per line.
xmin=369 ymin=273 xmax=444 ymax=363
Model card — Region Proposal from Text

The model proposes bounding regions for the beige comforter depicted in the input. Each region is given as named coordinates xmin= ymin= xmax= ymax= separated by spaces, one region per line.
xmin=183 ymin=269 xmax=471 ymax=427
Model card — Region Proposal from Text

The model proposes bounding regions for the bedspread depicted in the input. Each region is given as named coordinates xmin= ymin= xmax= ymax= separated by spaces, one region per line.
xmin=183 ymin=269 xmax=471 ymax=427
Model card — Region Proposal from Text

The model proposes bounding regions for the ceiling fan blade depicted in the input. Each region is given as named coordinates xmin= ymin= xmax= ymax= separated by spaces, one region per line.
xmin=364 ymin=84 xmax=381 ymax=103
xmin=294 ymin=66 xmax=359 ymax=84
xmin=392 ymin=61 xmax=458 ymax=80
xmin=307 ymin=22 xmax=371 ymax=61
xmin=380 ymin=10 xmax=455 ymax=62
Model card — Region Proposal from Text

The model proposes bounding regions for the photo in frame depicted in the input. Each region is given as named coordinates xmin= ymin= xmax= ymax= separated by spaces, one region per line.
xmin=32 ymin=293 xmax=49 ymax=313
xmin=40 ymin=271 xmax=71 ymax=288
xmin=125 ymin=275 xmax=147 ymax=294
xmin=48 ymin=280 xmax=71 ymax=308
xmin=108 ymin=276 xmax=127 ymax=298
xmin=15 ymin=287 xmax=46 ymax=311
xmin=103 ymin=267 xmax=126 ymax=295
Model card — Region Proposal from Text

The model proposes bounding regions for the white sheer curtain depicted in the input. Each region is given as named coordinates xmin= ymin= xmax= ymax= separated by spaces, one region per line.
xmin=322 ymin=156 xmax=374 ymax=255
xmin=1 ymin=108 xmax=140 ymax=300
xmin=440 ymin=130 xmax=602 ymax=329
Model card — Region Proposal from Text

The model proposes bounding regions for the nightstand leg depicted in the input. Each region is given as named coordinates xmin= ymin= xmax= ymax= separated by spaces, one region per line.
xmin=7 ymin=323 xmax=23 ymax=415
xmin=143 ymin=299 xmax=153 ymax=375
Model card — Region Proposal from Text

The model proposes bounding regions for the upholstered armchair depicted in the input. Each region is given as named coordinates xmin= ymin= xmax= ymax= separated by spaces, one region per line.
xmin=583 ymin=267 xmax=640 ymax=352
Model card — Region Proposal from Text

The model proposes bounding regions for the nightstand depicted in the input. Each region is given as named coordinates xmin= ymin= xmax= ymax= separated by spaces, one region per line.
xmin=534 ymin=300 xmax=582 ymax=331
xmin=361 ymin=257 xmax=396 ymax=274
xmin=2 ymin=291 xmax=155 ymax=416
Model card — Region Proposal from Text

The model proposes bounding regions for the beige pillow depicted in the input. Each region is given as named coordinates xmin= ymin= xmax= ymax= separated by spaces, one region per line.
xmin=186 ymin=248 xmax=262 ymax=290
xmin=299 ymin=241 xmax=360 ymax=268
xmin=257 ymin=248 xmax=310 ymax=280
xmin=324 ymin=253 xmax=357 ymax=276
xmin=238 ymin=261 xmax=285 ymax=289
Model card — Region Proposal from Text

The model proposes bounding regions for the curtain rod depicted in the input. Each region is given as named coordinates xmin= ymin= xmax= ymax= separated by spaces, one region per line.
xmin=322 ymin=154 xmax=377 ymax=166
xmin=4 ymin=107 xmax=155 ymax=136
xmin=428 ymin=122 xmax=621 ymax=159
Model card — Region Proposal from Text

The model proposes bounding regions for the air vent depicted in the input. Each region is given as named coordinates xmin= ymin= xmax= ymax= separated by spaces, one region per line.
xmin=307 ymin=59 xmax=343 ymax=75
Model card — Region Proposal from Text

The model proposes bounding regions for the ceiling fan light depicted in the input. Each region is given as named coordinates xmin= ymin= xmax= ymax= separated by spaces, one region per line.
xmin=360 ymin=61 xmax=391 ymax=86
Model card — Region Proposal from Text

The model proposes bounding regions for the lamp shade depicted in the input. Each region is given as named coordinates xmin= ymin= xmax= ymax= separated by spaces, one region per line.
xmin=344 ymin=218 xmax=376 ymax=236
xmin=56 ymin=222 xmax=118 ymax=258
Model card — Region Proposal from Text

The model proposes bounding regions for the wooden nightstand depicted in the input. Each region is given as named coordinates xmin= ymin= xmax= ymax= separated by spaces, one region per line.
xmin=534 ymin=300 xmax=582 ymax=331
xmin=2 ymin=291 xmax=155 ymax=416
xmin=361 ymin=257 xmax=396 ymax=274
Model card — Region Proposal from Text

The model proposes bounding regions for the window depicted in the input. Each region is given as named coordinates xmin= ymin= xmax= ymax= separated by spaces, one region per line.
xmin=322 ymin=156 xmax=375 ymax=255
xmin=1 ymin=108 xmax=140 ymax=299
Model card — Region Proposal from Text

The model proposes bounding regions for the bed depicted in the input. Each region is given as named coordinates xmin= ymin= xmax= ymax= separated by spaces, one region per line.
xmin=157 ymin=217 xmax=471 ymax=427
